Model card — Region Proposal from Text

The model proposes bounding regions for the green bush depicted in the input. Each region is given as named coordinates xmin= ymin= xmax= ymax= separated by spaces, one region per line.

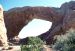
xmin=21 ymin=37 xmax=46 ymax=51
xmin=52 ymin=28 xmax=75 ymax=51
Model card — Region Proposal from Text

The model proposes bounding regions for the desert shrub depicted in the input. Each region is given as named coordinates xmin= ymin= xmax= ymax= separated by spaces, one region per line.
xmin=52 ymin=28 xmax=75 ymax=51
xmin=21 ymin=37 xmax=46 ymax=51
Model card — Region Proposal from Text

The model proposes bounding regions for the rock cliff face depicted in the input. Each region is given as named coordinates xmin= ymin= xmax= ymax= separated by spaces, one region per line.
xmin=4 ymin=1 xmax=75 ymax=44
xmin=61 ymin=1 xmax=75 ymax=30
xmin=45 ymin=1 xmax=75 ymax=44
xmin=0 ymin=5 xmax=7 ymax=46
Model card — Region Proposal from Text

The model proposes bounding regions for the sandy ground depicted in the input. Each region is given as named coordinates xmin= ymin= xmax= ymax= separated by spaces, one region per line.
xmin=0 ymin=46 xmax=21 ymax=51
xmin=0 ymin=45 xmax=55 ymax=51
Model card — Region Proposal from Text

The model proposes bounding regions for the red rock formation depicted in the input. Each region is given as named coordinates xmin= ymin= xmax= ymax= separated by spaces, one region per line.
xmin=4 ymin=1 xmax=75 ymax=44
xmin=45 ymin=1 xmax=75 ymax=44
xmin=4 ymin=7 xmax=61 ymax=39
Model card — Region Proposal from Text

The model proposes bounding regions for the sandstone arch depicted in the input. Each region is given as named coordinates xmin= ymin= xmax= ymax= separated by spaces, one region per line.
xmin=4 ymin=7 xmax=61 ymax=40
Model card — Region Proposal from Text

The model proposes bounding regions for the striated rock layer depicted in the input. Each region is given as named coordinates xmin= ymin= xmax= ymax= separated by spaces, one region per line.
xmin=4 ymin=1 xmax=75 ymax=44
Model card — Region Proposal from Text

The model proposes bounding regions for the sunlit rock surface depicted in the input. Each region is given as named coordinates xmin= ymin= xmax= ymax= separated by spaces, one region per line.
xmin=18 ymin=19 xmax=52 ymax=39
xmin=0 ymin=5 xmax=8 ymax=46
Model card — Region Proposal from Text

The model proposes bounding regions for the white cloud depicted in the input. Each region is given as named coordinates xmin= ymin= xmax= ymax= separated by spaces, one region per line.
xmin=18 ymin=19 xmax=52 ymax=39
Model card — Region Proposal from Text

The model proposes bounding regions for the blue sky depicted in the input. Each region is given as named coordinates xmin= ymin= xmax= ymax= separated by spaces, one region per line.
xmin=0 ymin=0 xmax=71 ymax=11
xmin=18 ymin=19 xmax=52 ymax=39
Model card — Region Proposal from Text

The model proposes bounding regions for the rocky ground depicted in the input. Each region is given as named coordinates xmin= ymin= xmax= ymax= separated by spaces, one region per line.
xmin=0 ymin=46 xmax=21 ymax=51
xmin=0 ymin=45 xmax=54 ymax=51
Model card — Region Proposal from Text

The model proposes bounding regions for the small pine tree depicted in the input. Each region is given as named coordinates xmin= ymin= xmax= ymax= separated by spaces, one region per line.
xmin=21 ymin=37 xmax=46 ymax=51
